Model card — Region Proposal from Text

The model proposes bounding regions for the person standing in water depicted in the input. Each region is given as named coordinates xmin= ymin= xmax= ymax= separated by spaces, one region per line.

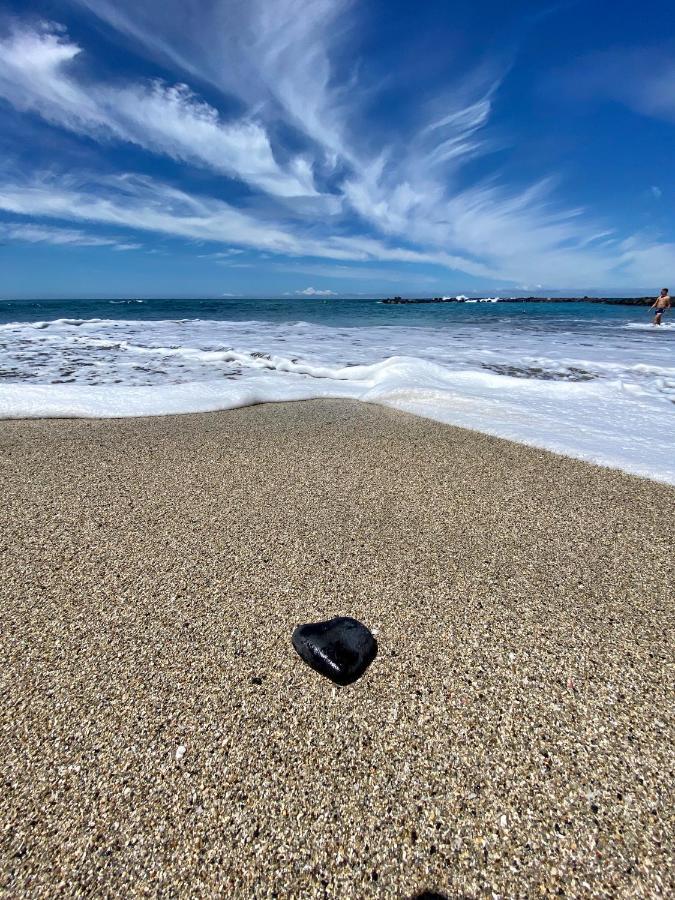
xmin=651 ymin=288 xmax=671 ymax=325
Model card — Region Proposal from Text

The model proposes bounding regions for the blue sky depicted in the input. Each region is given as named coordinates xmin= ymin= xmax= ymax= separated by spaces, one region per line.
xmin=1 ymin=0 xmax=674 ymax=298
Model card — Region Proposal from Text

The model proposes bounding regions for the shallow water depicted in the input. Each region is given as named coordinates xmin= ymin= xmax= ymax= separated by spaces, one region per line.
xmin=1 ymin=297 xmax=674 ymax=483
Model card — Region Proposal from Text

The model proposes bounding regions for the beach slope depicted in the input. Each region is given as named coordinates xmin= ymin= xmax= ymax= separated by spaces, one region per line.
xmin=1 ymin=401 xmax=673 ymax=898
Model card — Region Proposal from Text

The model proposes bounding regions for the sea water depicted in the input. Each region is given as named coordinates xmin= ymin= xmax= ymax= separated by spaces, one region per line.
xmin=1 ymin=297 xmax=674 ymax=484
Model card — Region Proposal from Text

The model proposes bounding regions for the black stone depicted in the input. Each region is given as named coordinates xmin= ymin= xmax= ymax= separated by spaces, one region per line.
xmin=291 ymin=616 xmax=378 ymax=686
xmin=410 ymin=894 xmax=450 ymax=900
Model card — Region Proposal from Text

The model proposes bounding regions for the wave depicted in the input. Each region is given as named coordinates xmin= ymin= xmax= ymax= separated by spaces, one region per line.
xmin=465 ymin=297 xmax=499 ymax=303
xmin=0 ymin=317 xmax=103 ymax=330
xmin=1 ymin=313 xmax=674 ymax=484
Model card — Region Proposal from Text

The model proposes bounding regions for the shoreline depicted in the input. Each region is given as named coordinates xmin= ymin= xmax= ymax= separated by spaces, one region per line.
xmin=2 ymin=395 xmax=673 ymax=488
xmin=1 ymin=400 xmax=673 ymax=897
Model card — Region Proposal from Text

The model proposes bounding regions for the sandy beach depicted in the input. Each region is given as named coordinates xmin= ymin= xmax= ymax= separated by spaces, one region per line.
xmin=1 ymin=400 xmax=673 ymax=898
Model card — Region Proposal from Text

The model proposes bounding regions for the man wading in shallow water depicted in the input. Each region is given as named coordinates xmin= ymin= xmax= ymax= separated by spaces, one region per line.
xmin=651 ymin=288 xmax=671 ymax=325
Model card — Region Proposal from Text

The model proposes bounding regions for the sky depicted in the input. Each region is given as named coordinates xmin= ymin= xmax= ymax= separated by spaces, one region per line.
xmin=0 ymin=0 xmax=674 ymax=298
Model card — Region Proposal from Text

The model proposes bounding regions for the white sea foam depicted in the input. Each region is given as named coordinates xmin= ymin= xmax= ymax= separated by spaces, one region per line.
xmin=1 ymin=314 xmax=674 ymax=483
xmin=624 ymin=322 xmax=675 ymax=331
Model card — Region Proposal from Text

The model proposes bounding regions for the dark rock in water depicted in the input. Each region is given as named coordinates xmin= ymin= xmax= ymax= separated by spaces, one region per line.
xmin=292 ymin=616 xmax=378 ymax=686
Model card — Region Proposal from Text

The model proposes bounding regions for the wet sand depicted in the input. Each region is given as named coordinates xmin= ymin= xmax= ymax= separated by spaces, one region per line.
xmin=1 ymin=400 xmax=673 ymax=898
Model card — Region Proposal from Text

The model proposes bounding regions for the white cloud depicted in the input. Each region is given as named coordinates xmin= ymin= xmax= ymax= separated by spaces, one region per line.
xmin=72 ymin=0 xmax=357 ymax=162
xmin=651 ymin=185 xmax=662 ymax=199
xmin=0 ymin=24 xmax=316 ymax=198
xmin=3 ymin=6 xmax=674 ymax=287
xmin=2 ymin=168 xmax=675 ymax=285
xmin=615 ymin=234 xmax=675 ymax=281
xmin=0 ymin=170 xmax=495 ymax=273
xmin=0 ymin=221 xmax=139 ymax=249
xmin=296 ymin=286 xmax=337 ymax=296
xmin=198 ymin=249 xmax=245 ymax=259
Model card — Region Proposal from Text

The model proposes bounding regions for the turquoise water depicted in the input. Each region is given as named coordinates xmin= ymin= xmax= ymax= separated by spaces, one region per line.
xmin=1 ymin=296 xmax=673 ymax=482
xmin=0 ymin=295 xmax=659 ymax=330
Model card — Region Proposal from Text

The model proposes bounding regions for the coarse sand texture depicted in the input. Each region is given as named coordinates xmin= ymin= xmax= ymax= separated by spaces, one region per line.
xmin=1 ymin=401 xmax=673 ymax=898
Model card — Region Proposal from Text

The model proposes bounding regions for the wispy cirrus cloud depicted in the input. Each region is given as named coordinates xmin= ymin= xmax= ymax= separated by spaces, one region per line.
xmin=2 ymin=166 xmax=674 ymax=285
xmin=72 ymin=0 xmax=501 ymax=198
xmin=72 ymin=0 xmax=358 ymax=162
xmin=68 ymin=0 xmax=669 ymax=286
xmin=0 ymin=171 xmax=309 ymax=251
xmin=197 ymin=249 xmax=246 ymax=259
xmin=2 ymin=2 xmax=674 ymax=288
xmin=0 ymin=22 xmax=317 ymax=198
xmin=0 ymin=220 xmax=140 ymax=249
xmin=0 ymin=169 xmax=496 ymax=274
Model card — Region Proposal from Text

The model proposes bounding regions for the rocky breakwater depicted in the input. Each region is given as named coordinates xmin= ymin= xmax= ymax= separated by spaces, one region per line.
xmin=381 ymin=295 xmax=655 ymax=305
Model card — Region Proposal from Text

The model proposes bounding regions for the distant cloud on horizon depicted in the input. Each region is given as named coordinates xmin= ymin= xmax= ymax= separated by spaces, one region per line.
xmin=296 ymin=287 xmax=338 ymax=296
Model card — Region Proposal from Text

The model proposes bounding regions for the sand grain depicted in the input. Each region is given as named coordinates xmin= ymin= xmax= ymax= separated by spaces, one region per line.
xmin=1 ymin=401 xmax=673 ymax=898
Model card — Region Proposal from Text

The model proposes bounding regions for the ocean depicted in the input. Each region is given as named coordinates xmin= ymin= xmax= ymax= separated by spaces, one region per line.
xmin=1 ymin=296 xmax=674 ymax=484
